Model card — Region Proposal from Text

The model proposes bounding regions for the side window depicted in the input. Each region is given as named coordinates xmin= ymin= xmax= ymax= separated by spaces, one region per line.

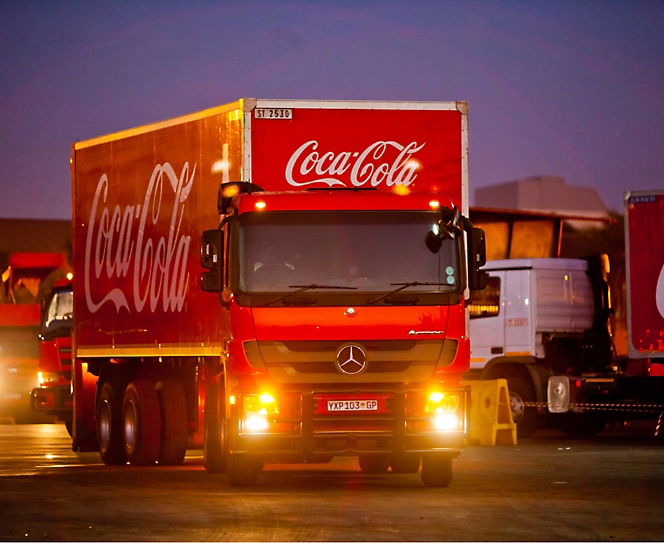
xmin=469 ymin=276 xmax=500 ymax=319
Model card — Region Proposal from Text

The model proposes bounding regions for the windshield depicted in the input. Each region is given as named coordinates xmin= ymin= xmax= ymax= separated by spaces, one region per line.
xmin=42 ymin=288 xmax=73 ymax=334
xmin=238 ymin=211 xmax=459 ymax=295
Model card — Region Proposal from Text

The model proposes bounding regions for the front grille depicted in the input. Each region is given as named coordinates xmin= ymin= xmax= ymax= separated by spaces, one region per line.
xmin=288 ymin=360 xmax=412 ymax=374
xmin=282 ymin=340 xmax=417 ymax=352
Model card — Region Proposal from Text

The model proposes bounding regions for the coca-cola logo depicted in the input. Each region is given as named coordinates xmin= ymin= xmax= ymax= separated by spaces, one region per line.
xmin=285 ymin=140 xmax=425 ymax=188
xmin=84 ymin=162 xmax=194 ymax=315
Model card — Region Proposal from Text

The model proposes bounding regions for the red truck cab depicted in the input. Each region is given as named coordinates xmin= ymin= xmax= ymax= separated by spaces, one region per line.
xmin=31 ymin=278 xmax=73 ymax=433
xmin=200 ymin=185 xmax=486 ymax=485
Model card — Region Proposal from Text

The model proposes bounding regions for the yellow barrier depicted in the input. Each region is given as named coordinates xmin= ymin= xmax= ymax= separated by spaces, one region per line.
xmin=463 ymin=379 xmax=517 ymax=446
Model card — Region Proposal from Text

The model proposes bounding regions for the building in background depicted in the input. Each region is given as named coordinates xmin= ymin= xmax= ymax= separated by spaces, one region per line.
xmin=475 ymin=175 xmax=610 ymax=228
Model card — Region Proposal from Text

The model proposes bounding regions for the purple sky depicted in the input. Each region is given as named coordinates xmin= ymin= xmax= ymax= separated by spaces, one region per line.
xmin=1 ymin=0 xmax=663 ymax=219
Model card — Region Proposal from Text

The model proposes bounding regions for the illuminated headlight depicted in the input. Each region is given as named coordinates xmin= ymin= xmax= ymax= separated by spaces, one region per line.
xmin=242 ymin=393 xmax=279 ymax=432
xmin=38 ymin=372 xmax=59 ymax=386
xmin=426 ymin=392 xmax=461 ymax=431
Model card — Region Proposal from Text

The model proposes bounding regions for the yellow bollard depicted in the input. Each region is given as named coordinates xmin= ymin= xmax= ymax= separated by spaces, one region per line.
xmin=463 ymin=379 xmax=517 ymax=446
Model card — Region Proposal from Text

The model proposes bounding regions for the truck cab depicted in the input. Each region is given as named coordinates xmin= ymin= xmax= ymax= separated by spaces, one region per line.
xmin=31 ymin=279 xmax=73 ymax=434
xmin=468 ymin=257 xmax=612 ymax=436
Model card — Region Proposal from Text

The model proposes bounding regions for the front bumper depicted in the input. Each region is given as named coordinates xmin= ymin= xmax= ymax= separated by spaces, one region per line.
xmin=229 ymin=386 xmax=468 ymax=459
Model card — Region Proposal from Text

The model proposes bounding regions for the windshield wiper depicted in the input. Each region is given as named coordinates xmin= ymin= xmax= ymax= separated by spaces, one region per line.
xmin=264 ymin=284 xmax=357 ymax=306
xmin=367 ymin=282 xmax=447 ymax=305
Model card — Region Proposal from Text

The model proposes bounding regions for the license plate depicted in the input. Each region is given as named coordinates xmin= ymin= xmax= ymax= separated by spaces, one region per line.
xmin=327 ymin=399 xmax=378 ymax=412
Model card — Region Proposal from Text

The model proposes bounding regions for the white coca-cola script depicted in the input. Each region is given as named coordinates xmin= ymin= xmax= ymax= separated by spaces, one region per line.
xmin=285 ymin=140 xmax=426 ymax=188
xmin=84 ymin=162 xmax=194 ymax=314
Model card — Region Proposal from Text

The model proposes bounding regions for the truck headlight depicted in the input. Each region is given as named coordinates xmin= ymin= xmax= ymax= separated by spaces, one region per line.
xmin=38 ymin=372 xmax=59 ymax=386
xmin=426 ymin=392 xmax=461 ymax=431
xmin=243 ymin=393 xmax=279 ymax=432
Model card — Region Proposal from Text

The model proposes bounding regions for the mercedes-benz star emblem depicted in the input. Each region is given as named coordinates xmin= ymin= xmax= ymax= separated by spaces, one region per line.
xmin=335 ymin=344 xmax=367 ymax=375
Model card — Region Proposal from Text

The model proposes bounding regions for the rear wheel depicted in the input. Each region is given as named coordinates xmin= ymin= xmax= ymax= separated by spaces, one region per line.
xmin=96 ymin=381 xmax=127 ymax=465
xmin=156 ymin=380 xmax=188 ymax=465
xmin=390 ymin=453 xmax=421 ymax=474
xmin=421 ymin=453 xmax=453 ymax=487
xmin=358 ymin=454 xmax=391 ymax=474
xmin=123 ymin=381 xmax=161 ymax=466
xmin=507 ymin=377 xmax=541 ymax=438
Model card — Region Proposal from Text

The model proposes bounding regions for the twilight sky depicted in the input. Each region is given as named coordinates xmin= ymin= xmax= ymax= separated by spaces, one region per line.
xmin=1 ymin=0 xmax=663 ymax=219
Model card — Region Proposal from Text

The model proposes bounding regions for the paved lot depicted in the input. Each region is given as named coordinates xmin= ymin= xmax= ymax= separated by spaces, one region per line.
xmin=0 ymin=422 xmax=662 ymax=541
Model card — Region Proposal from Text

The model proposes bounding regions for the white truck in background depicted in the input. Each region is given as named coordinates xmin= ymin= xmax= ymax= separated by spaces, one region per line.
xmin=467 ymin=256 xmax=614 ymax=437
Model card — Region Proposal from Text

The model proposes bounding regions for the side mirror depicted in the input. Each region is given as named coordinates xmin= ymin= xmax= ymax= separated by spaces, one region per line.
xmin=425 ymin=206 xmax=463 ymax=254
xmin=201 ymin=229 xmax=224 ymax=292
xmin=467 ymin=227 xmax=488 ymax=291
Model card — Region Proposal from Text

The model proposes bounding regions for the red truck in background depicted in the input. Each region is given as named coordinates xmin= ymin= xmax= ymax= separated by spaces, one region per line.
xmin=548 ymin=189 xmax=664 ymax=426
xmin=0 ymin=252 xmax=68 ymax=423
xmin=70 ymin=99 xmax=487 ymax=486
xmin=31 ymin=278 xmax=73 ymax=433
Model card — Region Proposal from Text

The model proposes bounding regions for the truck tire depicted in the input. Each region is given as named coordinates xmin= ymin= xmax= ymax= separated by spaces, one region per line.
xmin=226 ymin=454 xmax=264 ymax=487
xmin=122 ymin=380 xmax=161 ymax=466
xmin=156 ymin=380 xmax=188 ymax=466
xmin=203 ymin=382 xmax=226 ymax=474
xmin=507 ymin=377 xmax=541 ymax=438
xmin=390 ymin=453 xmax=421 ymax=474
xmin=421 ymin=453 xmax=453 ymax=487
xmin=358 ymin=454 xmax=391 ymax=474
xmin=96 ymin=381 xmax=127 ymax=465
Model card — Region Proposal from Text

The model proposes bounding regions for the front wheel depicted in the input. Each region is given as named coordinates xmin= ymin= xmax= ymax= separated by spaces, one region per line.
xmin=421 ymin=454 xmax=453 ymax=487
xmin=203 ymin=382 xmax=226 ymax=474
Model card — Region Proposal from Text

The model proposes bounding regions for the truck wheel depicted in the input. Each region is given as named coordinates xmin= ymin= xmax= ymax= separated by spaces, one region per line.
xmin=203 ymin=382 xmax=226 ymax=474
xmin=358 ymin=454 xmax=391 ymax=474
xmin=156 ymin=381 xmax=188 ymax=465
xmin=390 ymin=453 xmax=421 ymax=474
xmin=226 ymin=454 xmax=264 ymax=486
xmin=558 ymin=412 xmax=607 ymax=438
xmin=123 ymin=380 xmax=161 ymax=466
xmin=96 ymin=381 xmax=127 ymax=465
xmin=421 ymin=453 xmax=453 ymax=487
xmin=507 ymin=377 xmax=541 ymax=438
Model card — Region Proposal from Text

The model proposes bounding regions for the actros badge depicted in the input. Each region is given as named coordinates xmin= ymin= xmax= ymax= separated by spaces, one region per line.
xmin=336 ymin=344 xmax=368 ymax=375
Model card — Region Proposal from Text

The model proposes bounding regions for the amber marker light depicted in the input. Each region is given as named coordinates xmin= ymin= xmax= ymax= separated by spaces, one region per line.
xmin=393 ymin=185 xmax=411 ymax=196
xmin=222 ymin=184 xmax=240 ymax=198
xmin=66 ymin=272 xmax=73 ymax=280
xmin=429 ymin=200 xmax=441 ymax=209
xmin=255 ymin=201 xmax=266 ymax=210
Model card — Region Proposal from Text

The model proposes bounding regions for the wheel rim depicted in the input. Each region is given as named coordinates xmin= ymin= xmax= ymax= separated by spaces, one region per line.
xmin=510 ymin=392 xmax=525 ymax=424
xmin=124 ymin=400 xmax=137 ymax=452
xmin=98 ymin=400 xmax=112 ymax=450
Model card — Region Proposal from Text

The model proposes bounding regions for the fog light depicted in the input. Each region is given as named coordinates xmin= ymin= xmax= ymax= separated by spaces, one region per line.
xmin=426 ymin=391 xmax=460 ymax=431
xmin=243 ymin=393 xmax=279 ymax=432
xmin=433 ymin=413 xmax=458 ymax=430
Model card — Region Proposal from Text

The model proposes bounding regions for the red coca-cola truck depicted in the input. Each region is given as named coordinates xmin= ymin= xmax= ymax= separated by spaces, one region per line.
xmin=70 ymin=99 xmax=487 ymax=486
